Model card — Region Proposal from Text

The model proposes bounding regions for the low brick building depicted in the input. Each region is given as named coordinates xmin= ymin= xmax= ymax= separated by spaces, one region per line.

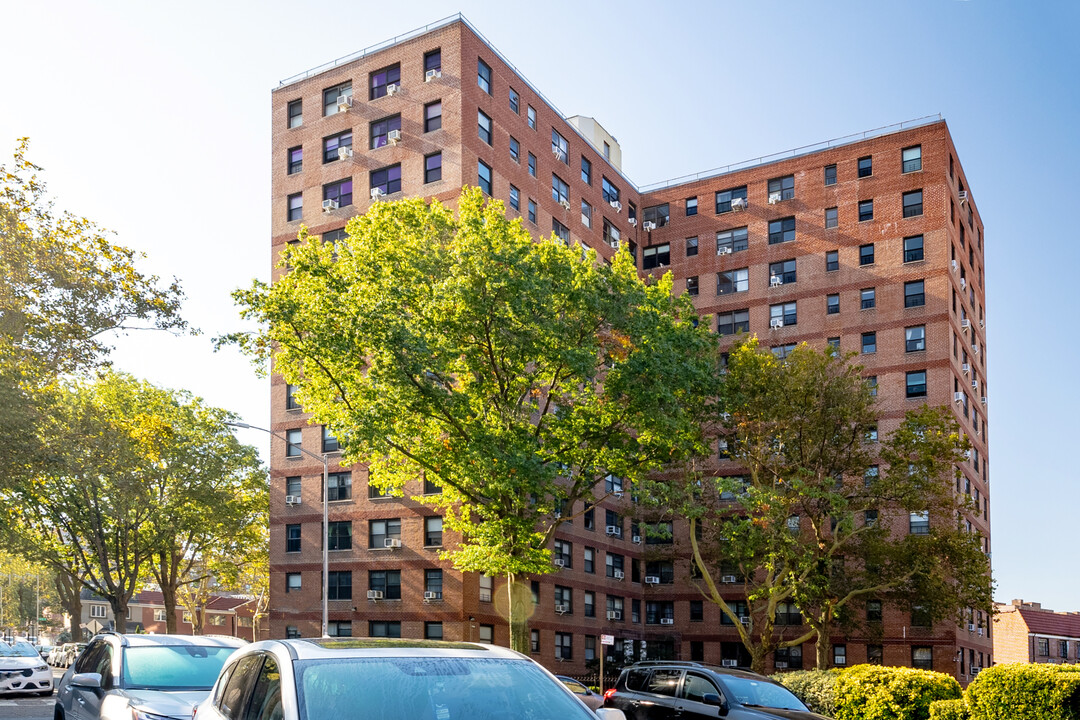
xmin=78 ymin=590 xmax=268 ymax=641
xmin=994 ymin=600 xmax=1080 ymax=667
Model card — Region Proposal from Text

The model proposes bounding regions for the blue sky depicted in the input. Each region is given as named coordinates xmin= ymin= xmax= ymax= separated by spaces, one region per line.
xmin=3 ymin=0 xmax=1077 ymax=609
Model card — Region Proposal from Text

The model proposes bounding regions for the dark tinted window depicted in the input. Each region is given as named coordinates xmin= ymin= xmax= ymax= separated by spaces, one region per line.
xmin=218 ymin=655 xmax=263 ymax=720
xmin=624 ymin=668 xmax=650 ymax=691
xmin=646 ymin=668 xmax=682 ymax=697
xmin=244 ymin=656 xmax=282 ymax=720
xmin=681 ymin=673 xmax=719 ymax=703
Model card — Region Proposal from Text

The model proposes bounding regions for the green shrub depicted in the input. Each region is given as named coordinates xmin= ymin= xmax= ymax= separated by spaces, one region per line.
xmin=930 ymin=699 xmax=970 ymax=720
xmin=775 ymin=669 xmax=840 ymax=716
xmin=965 ymin=664 xmax=1080 ymax=720
xmin=833 ymin=664 xmax=962 ymax=720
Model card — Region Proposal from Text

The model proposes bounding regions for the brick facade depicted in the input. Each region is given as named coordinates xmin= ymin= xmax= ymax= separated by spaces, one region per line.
xmin=994 ymin=600 xmax=1080 ymax=668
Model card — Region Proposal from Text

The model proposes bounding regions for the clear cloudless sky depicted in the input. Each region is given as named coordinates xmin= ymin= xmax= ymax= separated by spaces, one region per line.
xmin=3 ymin=0 xmax=1077 ymax=608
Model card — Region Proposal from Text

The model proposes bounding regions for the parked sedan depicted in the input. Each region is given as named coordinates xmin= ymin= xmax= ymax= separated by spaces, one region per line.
xmin=557 ymin=675 xmax=605 ymax=711
xmin=0 ymin=640 xmax=54 ymax=696
xmin=193 ymin=638 xmax=626 ymax=720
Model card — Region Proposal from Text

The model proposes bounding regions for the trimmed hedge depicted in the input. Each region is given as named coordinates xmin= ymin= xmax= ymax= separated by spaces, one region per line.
xmin=965 ymin=664 xmax=1080 ymax=720
xmin=930 ymin=699 xmax=970 ymax=720
xmin=832 ymin=664 xmax=962 ymax=720
xmin=775 ymin=669 xmax=840 ymax=716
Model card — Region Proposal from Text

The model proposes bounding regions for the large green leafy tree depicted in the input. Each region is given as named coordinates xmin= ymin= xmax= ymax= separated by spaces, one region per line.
xmin=229 ymin=188 xmax=719 ymax=651
xmin=677 ymin=339 xmax=990 ymax=671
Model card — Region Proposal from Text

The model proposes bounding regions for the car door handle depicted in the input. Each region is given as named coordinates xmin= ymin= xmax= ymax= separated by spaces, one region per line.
xmin=77 ymin=696 xmax=86 ymax=704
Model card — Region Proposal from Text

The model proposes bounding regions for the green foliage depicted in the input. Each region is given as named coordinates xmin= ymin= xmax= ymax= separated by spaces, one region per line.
xmin=930 ymin=699 xmax=970 ymax=720
xmin=774 ymin=669 xmax=840 ymax=716
xmin=965 ymin=664 xmax=1080 ymax=720
xmin=832 ymin=665 xmax=961 ymax=720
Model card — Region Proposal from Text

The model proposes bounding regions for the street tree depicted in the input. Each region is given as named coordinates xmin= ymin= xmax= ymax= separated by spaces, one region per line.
xmin=228 ymin=188 xmax=719 ymax=651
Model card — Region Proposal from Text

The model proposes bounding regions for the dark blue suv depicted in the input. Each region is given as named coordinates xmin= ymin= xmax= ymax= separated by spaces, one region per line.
xmin=604 ymin=661 xmax=830 ymax=720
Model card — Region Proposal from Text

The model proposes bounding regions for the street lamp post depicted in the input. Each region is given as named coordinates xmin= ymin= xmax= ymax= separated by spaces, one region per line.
xmin=226 ymin=421 xmax=331 ymax=638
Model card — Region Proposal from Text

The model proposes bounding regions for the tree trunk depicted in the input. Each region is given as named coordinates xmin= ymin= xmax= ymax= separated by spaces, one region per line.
xmin=55 ymin=571 xmax=83 ymax=642
xmin=160 ymin=580 xmax=178 ymax=634
xmin=814 ymin=615 xmax=831 ymax=670
xmin=192 ymin=606 xmax=205 ymax=636
xmin=750 ymin=646 xmax=766 ymax=675
xmin=506 ymin=572 xmax=529 ymax=654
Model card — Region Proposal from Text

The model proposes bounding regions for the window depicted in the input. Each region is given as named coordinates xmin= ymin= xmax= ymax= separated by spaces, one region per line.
xmin=476 ymin=110 xmax=493 ymax=145
xmin=477 ymin=58 xmax=492 ymax=94
xmin=825 ymin=206 xmax=838 ymax=228
xmin=858 ymin=331 xmax=876 ymax=354
xmin=285 ymin=429 xmax=302 ymax=457
xmin=286 ymin=524 xmax=301 ymax=553
xmin=602 ymin=177 xmax=620 ymax=204
xmin=689 ymin=600 xmax=704 ymax=622
xmin=769 ymin=259 xmax=796 ymax=284
xmin=423 ymin=477 xmax=440 ymax=495
xmin=369 ymin=117 xmax=399 ymax=150
xmin=643 ymin=204 xmax=670 ymax=228
xmin=603 ymin=141 xmax=611 ymax=158
xmin=768 ymin=217 xmax=796 ymax=244
xmin=509 ymin=87 xmax=519 ymax=113
xmin=603 ymin=219 xmax=620 ymax=248
xmin=528 ymin=199 xmax=536 ymax=223
xmin=902 ymin=145 xmax=922 ymax=173
xmin=826 ymin=250 xmax=839 ymax=271
xmin=865 ymin=426 xmax=878 ymax=443
xmin=718 ymin=268 xmax=749 ymax=295
xmin=866 ymin=645 xmax=883 ymax=664
xmin=288 ymin=99 xmax=302 ymax=128
xmin=775 ymin=646 xmax=803 ymax=670
xmin=910 ymin=510 xmax=930 ymax=535
xmin=425 ymin=516 xmax=443 ymax=546
xmin=151 ymin=609 xmax=167 ymax=623
xmin=864 ymin=599 xmax=883 ymax=622
xmin=903 ymin=190 xmax=924 ymax=217
xmin=424 ymin=101 xmax=442 ymax=132
xmin=321 ymin=426 xmax=339 ymax=453
xmin=424 ymin=153 xmax=442 ymax=184
xmin=285 ymin=384 xmax=300 ymax=410
xmin=552 ymin=130 xmax=568 ymax=163
xmin=323 ymin=82 xmax=351 ymax=116
xmin=327 ymin=521 xmax=352 ymax=550
xmin=328 ymin=571 xmax=352 ymax=600
xmin=473 ymin=624 xmax=493 ymax=644
xmin=370 ymin=621 xmax=400 ymax=638
xmin=686 ymin=236 xmax=698 ymax=256
xmin=508 ymin=136 xmax=520 ymax=162
xmin=509 ymin=185 xmax=520 ymax=211
xmin=824 ymin=164 xmax=837 ymax=185
xmin=827 ymin=294 xmax=839 ymax=315
xmin=859 ymin=199 xmax=874 ymax=222
xmin=606 ymin=595 xmax=624 ymax=620
xmin=425 ymin=622 xmax=443 ymax=640
xmin=552 ymin=219 xmax=570 ymax=243
xmin=528 ymin=153 xmax=536 ymax=177
xmin=686 ymin=197 xmax=698 ymax=216
xmin=768 ymin=175 xmax=795 ymax=201
xmin=771 ymin=302 xmax=797 ymax=327
xmin=606 ymin=552 xmax=625 ymax=578
xmin=425 ymin=569 xmax=443 ymax=599
xmin=285 ymin=574 xmax=301 ymax=593
xmin=856 ymin=245 xmax=875 ymax=267
xmin=287 ymin=193 xmax=302 ymax=222
xmin=478 ymin=161 xmax=492 ymax=195
xmin=834 ymin=645 xmax=847 ymax=667
xmin=715 ymin=186 xmax=747 ymax=214
xmin=554 ymin=585 xmax=572 ymax=613
xmin=686 ymin=276 xmax=699 ymax=296
xmin=716 ymin=309 xmax=750 ymax=335
xmin=370 ymin=165 xmax=400 ymax=196
xmin=527 ymin=105 xmax=536 ymax=129
xmin=912 ymin=647 xmax=933 ymax=670
xmin=369 ymin=519 xmax=400 ymax=548
xmin=906 ymin=326 xmax=926 ymax=352
xmin=369 ymin=570 xmax=401 ymax=600
xmin=580 ymin=546 xmax=596 ymax=575
xmin=285 ymin=625 xmax=300 ymax=639
xmin=904 ymin=280 xmax=925 ymax=307
xmin=551 ymin=173 xmax=569 ymax=204
xmin=423 ymin=48 xmax=442 ymax=75
xmin=861 ymin=288 xmax=876 ymax=310
xmin=369 ymin=64 xmax=401 ymax=100
xmin=555 ymin=633 xmax=572 ymax=660
xmin=1061 ymin=640 xmax=1070 ymax=659
xmin=904 ymin=235 xmax=924 ymax=262
xmin=866 ymin=376 xmax=878 ymax=396
xmin=328 ymin=471 xmax=351 ymax=501
xmin=645 ymin=601 xmax=675 ymax=625
xmin=584 ymin=591 xmax=595 ymax=618
xmin=586 ymin=636 xmax=597 ymax=662
xmin=858 ymin=156 xmax=872 ymax=178
xmin=716 ymin=227 xmax=748 ymax=254
xmin=642 ymin=244 xmax=670 ymax=270
xmin=827 ymin=337 xmax=840 ymax=354
xmin=288 ymin=146 xmax=303 ymax=175
xmin=530 ymin=630 xmax=540 ymax=653
xmin=906 ymin=370 xmax=927 ymax=398
xmin=581 ymin=156 xmax=592 ymax=185
xmin=323 ymin=179 xmax=353 ymax=209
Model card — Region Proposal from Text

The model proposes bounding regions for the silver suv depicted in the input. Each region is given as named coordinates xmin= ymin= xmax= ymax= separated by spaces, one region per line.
xmin=55 ymin=632 xmax=246 ymax=720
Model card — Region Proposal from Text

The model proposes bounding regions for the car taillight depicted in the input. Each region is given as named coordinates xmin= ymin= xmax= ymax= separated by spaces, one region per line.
xmin=603 ymin=688 xmax=617 ymax=701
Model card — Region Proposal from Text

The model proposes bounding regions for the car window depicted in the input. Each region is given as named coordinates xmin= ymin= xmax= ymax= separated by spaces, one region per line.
xmin=94 ymin=644 xmax=114 ymax=688
xmin=719 ymin=676 xmax=806 ymax=711
xmin=645 ymin=669 xmax=682 ymax=697
xmin=74 ymin=641 xmax=105 ymax=674
xmin=214 ymin=661 xmax=238 ymax=707
xmin=623 ymin=669 xmax=650 ymax=691
xmin=561 ymin=678 xmax=589 ymax=695
xmin=219 ymin=656 xmax=264 ymax=720
xmin=245 ymin=655 xmax=283 ymax=720
xmin=122 ymin=645 xmax=238 ymax=690
xmin=681 ymin=673 xmax=719 ymax=703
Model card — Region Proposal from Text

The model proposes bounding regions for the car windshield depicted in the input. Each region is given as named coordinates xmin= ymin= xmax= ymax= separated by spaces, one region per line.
xmin=0 ymin=642 xmax=39 ymax=658
xmin=295 ymin=657 xmax=596 ymax=720
xmin=122 ymin=645 xmax=237 ymax=690
xmin=721 ymin=676 xmax=807 ymax=711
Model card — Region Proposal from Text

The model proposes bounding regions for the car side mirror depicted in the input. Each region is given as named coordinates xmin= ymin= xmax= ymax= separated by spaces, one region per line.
xmin=72 ymin=673 xmax=102 ymax=689
xmin=595 ymin=709 xmax=626 ymax=720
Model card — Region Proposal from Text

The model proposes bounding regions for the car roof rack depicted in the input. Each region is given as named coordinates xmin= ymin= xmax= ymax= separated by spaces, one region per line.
xmin=96 ymin=630 xmax=130 ymax=647
xmin=629 ymin=661 xmax=708 ymax=668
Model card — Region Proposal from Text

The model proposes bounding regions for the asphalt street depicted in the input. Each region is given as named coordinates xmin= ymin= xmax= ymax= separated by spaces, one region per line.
xmin=0 ymin=668 xmax=63 ymax=720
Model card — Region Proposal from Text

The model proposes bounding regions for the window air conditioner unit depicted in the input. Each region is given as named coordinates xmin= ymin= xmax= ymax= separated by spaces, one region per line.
xmin=661 ymin=618 xmax=674 ymax=625
xmin=371 ymin=188 xmax=385 ymax=201
xmin=978 ymin=628 xmax=984 ymax=636
xmin=424 ymin=591 xmax=439 ymax=600
xmin=613 ymin=491 xmax=624 ymax=499
xmin=559 ymin=199 xmax=571 ymax=211
xmin=775 ymin=661 xmax=788 ymax=669
xmin=731 ymin=197 xmax=747 ymax=211
xmin=555 ymin=604 xmax=569 ymax=614
xmin=607 ymin=611 xmax=622 ymax=620
xmin=981 ymin=396 xmax=988 ymax=405
xmin=606 ymin=525 xmax=621 ymax=536
xmin=954 ymin=392 xmax=964 ymax=403
xmin=961 ymin=318 xmax=971 ymax=329
xmin=968 ymin=623 xmax=976 ymax=632
xmin=768 ymin=192 xmax=782 ymax=205
xmin=337 ymin=95 xmax=352 ymax=112
xmin=613 ymin=570 xmax=625 ymax=580
xmin=959 ymin=190 xmax=968 ymax=203
xmin=960 ymin=278 xmax=967 ymax=290
xmin=338 ymin=146 xmax=353 ymax=160
xmin=979 ymin=319 xmax=985 ymax=328
xmin=367 ymin=590 xmax=383 ymax=600
xmin=628 ymin=217 xmax=637 ymax=227
xmin=721 ymin=575 xmax=737 ymax=584
xmin=951 ymin=259 xmax=958 ymax=272
xmin=610 ymin=200 xmax=622 ymax=212
xmin=285 ymin=495 xmax=301 ymax=505
xmin=553 ymin=147 xmax=564 ymax=160
xmin=770 ymin=319 xmax=784 ymax=329
xmin=962 ymin=363 xmax=970 ymax=374
xmin=322 ymin=199 xmax=339 ymax=213
xmin=425 ymin=69 xmax=441 ymax=82
xmin=553 ymin=558 xmax=566 ymax=568
xmin=643 ymin=221 xmax=657 ymax=231
xmin=973 ymin=345 xmax=980 ymax=355
xmin=386 ymin=83 xmax=399 ymax=96
xmin=384 ymin=538 xmax=402 ymax=548
xmin=722 ymin=659 xmax=738 ymax=668
xmin=718 ymin=247 xmax=733 ymax=255
xmin=971 ymin=380 xmax=978 ymax=390
xmin=739 ymin=616 xmax=750 ymax=625
xmin=645 ymin=576 xmax=660 ymax=585
xmin=770 ymin=275 xmax=783 ymax=287
xmin=632 ymin=535 xmax=642 ymax=544
xmin=387 ymin=129 xmax=402 ymax=145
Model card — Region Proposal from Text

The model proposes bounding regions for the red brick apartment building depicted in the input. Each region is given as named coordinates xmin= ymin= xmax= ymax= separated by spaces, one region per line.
xmin=268 ymin=14 xmax=991 ymax=682
xmin=79 ymin=590 xmax=268 ymax=641
xmin=994 ymin=600 xmax=1080 ymax=667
